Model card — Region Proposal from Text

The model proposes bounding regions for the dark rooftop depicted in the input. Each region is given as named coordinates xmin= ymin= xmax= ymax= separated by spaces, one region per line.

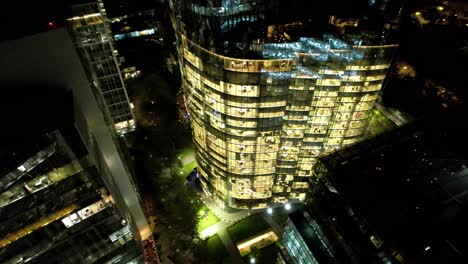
xmin=319 ymin=111 xmax=468 ymax=263
xmin=0 ymin=0 xmax=68 ymax=42
xmin=0 ymin=86 xmax=74 ymax=174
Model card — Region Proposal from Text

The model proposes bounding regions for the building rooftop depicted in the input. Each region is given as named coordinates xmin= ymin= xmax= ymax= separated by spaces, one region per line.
xmin=175 ymin=0 xmax=402 ymax=58
xmin=317 ymin=111 xmax=468 ymax=263
xmin=288 ymin=209 xmax=350 ymax=264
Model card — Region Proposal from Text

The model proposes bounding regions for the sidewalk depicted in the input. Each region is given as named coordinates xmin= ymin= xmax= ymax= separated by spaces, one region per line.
xmin=202 ymin=196 xmax=251 ymax=223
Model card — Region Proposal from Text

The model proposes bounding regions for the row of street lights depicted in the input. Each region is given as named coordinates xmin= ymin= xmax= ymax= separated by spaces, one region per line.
xmin=266 ymin=203 xmax=291 ymax=215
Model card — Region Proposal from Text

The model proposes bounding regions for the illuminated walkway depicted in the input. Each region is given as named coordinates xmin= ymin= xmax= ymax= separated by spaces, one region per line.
xmin=0 ymin=204 xmax=78 ymax=248
xmin=202 ymin=195 xmax=252 ymax=223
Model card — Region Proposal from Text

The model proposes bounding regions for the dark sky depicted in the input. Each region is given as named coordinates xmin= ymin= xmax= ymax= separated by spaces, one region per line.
xmin=0 ymin=0 xmax=68 ymax=42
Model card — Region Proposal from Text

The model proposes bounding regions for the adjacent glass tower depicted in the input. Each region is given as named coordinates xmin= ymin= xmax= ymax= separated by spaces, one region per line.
xmin=0 ymin=28 xmax=157 ymax=263
xmin=68 ymin=0 xmax=135 ymax=134
xmin=171 ymin=0 xmax=401 ymax=209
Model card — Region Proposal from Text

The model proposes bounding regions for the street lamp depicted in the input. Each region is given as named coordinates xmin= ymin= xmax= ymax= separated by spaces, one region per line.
xmin=250 ymin=257 xmax=256 ymax=264
xmin=285 ymin=203 xmax=291 ymax=210
xmin=267 ymin=208 xmax=273 ymax=215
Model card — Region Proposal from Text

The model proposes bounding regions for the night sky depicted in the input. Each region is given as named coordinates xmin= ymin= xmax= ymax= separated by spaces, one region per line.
xmin=0 ymin=1 xmax=68 ymax=42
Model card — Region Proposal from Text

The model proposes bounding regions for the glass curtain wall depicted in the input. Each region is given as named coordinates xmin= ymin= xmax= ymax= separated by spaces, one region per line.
xmin=171 ymin=0 xmax=399 ymax=209
xmin=68 ymin=0 xmax=135 ymax=134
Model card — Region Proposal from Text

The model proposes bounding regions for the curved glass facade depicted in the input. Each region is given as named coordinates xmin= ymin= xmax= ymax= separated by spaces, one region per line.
xmin=172 ymin=0 xmax=400 ymax=209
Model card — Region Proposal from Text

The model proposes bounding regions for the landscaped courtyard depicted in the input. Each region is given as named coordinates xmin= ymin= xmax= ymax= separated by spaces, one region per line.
xmin=176 ymin=147 xmax=197 ymax=177
xmin=227 ymin=214 xmax=271 ymax=243
xmin=197 ymin=205 xmax=220 ymax=233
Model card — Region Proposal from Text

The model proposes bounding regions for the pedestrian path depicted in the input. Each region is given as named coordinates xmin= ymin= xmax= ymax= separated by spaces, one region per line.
xmin=202 ymin=196 xmax=251 ymax=223
xmin=200 ymin=196 xmax=273 ymax=263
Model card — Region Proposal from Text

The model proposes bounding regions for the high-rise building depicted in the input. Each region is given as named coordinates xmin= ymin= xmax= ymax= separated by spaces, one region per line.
xmin=0 ymin=28 xmax=158 ymax=263
xmin=171 ymin=0 xmax=401 ymax=209
xmin=68 ymin=0 xmax=135 ymax=134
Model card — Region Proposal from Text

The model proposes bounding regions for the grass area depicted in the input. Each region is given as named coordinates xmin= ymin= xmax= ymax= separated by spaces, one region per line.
xmin=177 ymin=147 xmax=195 ymax=165
xmin=243 ymin=244 xmax=279 ymax=264
xmin=198 ymin=206 xmax=220 ymax=232
xmin=179 ymin=147 xmax=195 ymax=163
xmin=174 ymin=147 xmax=196 ymax=178
xmin=228 ymin=214 xmax=271 ymax=243
xmin=205 ymin=235 xmax=228 ymax=262
xmin=181 ymin=160 xmax=197 ymax=177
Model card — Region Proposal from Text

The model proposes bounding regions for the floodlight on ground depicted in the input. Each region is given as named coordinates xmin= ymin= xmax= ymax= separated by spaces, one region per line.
xmin=199 ymin=224 xmax=218 ymax=238
xmin=285 ymin=203 xmax=291 ymax=210
xmin=250 ymin=257 xmax=256 ymax=264
xmin=267 ymin=208 xmax=273 ymax=215
xmin=180 ymin=171 xmax=183 ymax=175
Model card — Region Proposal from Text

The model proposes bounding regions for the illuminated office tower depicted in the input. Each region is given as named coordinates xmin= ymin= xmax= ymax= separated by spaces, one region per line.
xmin=68 ymin=0 xmax=135 ymax=134
xmin=171 ymin=0 xmax=401 ymax=209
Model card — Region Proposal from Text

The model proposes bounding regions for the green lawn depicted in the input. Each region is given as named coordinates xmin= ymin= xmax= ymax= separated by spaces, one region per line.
xmin=198 ymin=206 xmax=220 ymax=232
xmin=181 ymin=160 xmax=197 ymax=177
xmin=205 ymin=235 xmax=228 ymax=263
xmin=174 ymin=147 xmax=196 ymax=178
xmin=228 ymin=214 xmax=271 ymax=243
xmin=179 ymin=147 xmax=194 ymax=161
